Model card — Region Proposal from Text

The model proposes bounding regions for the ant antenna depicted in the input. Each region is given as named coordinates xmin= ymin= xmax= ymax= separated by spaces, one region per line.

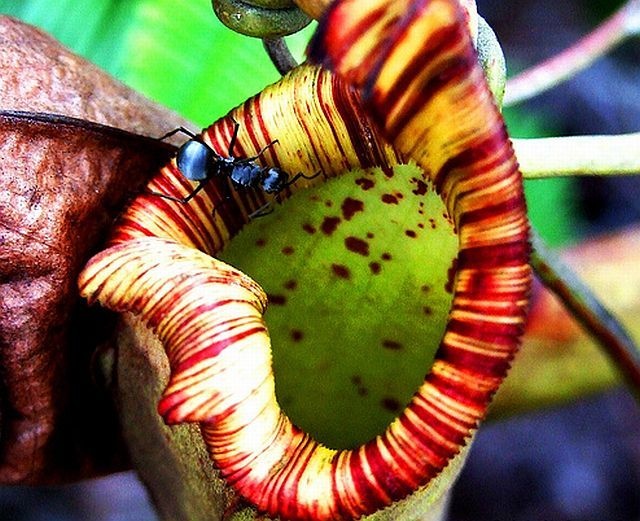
xmin=157 ymin=126 xmax=198 ymax=142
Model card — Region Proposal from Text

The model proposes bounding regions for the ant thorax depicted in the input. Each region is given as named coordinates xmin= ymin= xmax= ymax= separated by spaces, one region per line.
xmin=229 ymin=163 xmax=262 ymax=188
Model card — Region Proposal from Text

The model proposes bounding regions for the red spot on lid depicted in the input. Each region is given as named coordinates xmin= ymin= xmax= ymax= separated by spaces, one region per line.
xmin=382 ymin=339 xmax=403 ymax=350
xmin=255 ymin=238 xmax=266 ymax=247
xmin=381 ymin=397 xmax=401 ymax=412
xmin=355 ymin=177 xmax=375 ymax=190
xmin=369 ymin=261 xmax=381 ymax=275
xmin=412 ymin=179 xmax=429 ymax=195
xmin=341 ymin=197 xmax=364 ymax=220
xmin=281 ymin=246 xmax=294 ymax=255
xmin=345 ymin=236 xmax=369 ymax=256
xmin=405 ymin=229 xmax=417 ymax=238
xmin=381 ymin=193 xmax=399 ymax=205
xmin=351 ymin=373 xmax=367 ymax=397
xmin=331 ymin=264 xmax=351 ymax=279
xmin=302 ymin=223 xmax=316 ymax=234
xmin=290 ymin=329 xmax=303 ymax=342
xmin=321 ymin=216 xmax=341 ymax=236
xmin=269 ymin=294 xmax=286 ymax=305
xmin=284 ymin=279 xmax=297 ymax=290
xmin=381 ymin=252 xmax=392 ymax=261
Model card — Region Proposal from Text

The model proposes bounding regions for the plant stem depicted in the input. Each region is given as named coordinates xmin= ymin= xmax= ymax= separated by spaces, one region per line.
xmin=531 ymin=230 xmax=640 ymax=401
xmin=504 ymin=0 xmax=640 ymax=106
xmin=262 ymin=37 xmax=298 ymax=75
xmin=513 ymin=133 xmax=640 ymax=179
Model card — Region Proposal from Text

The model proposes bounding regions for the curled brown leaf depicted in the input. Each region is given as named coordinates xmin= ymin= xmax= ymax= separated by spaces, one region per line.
xmin=0 ymin=16 xmax=192 ymax=484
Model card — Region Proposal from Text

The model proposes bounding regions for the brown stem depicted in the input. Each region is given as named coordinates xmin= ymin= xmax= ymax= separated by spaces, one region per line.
xmin=262 ymin=37 xmax=298 ymax=75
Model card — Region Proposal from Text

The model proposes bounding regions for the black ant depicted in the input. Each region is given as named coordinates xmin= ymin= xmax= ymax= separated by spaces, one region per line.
xmin=151 ymin=120 xmax=318 ymax=214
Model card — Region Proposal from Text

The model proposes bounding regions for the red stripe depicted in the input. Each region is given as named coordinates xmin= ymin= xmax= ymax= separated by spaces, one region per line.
xmin=309 ymin=4 xmax=389 ymax=71
xmin=364 ymin=442 xmax=410 ymax=501
xmin=385 ymin=33 xmax=469 ymax=139
xmin=445 ymin=317 xmax=524 ymax=348
xmin=457 ymin=241 xmax=530 ymax=270
xmin=427 ymin=370 xmax=492 ymax=406
xmin=436 ymin=343 xmax=516 ymax=377
xmin=433 ymin=125 xmax=510 ymax=193
xmin=330 ymin=73 xmax=397 ymax=169
xmin=171 ymin=325 xmax=266 ymax=373
xmin=406 ymin=399 xmax=469 ymax=449
xmin=397 ymin=412 xmax=451 ymax=466
xmin=457 ymin=193 xmax=527 ymax=226
xmin=348 ymin=449 xmax=388 ymax=516
xmin=331 ymin=455 xmax=354 ymax=520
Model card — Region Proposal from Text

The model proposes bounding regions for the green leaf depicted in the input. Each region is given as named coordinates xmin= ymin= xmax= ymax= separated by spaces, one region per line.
xmin=119 ymin=0 xmax=271 ymax=123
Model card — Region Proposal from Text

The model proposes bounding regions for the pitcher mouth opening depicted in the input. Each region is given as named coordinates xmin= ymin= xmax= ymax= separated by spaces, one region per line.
xmin=78 ymin=1 xmax=530 ymax=517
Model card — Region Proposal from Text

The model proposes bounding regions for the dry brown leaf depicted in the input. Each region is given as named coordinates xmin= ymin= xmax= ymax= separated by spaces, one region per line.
xmin=0 ymin=16 xmax=193 ymax=484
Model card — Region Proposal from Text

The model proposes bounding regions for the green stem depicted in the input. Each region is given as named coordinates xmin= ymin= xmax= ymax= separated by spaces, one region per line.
xmin=530 ymin=230 xmax=640 ymax=401
xmin=504 ymin=0 xmax=640 ymax=106
xmin=513 ymin=133 xmax=640 ymax=179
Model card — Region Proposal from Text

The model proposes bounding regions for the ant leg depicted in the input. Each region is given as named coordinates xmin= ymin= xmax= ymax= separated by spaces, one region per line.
xmin=211 ymin=179 xmax=238 ymax=216
xmin=284 ymin=170 xmax=323 ymax=188
xmin=227 ymin=118 xmax=240 ymax=156
xmin=157 ymin=126 xmax=197 ymax=141
xmin=148 ymin=179 xmax=208 ymax=204
xmin=256 ymin=139 xmax=279 ymax=158
xmin=249 ymin=200 xmax=275 ymax=219
xmin=237 ymin=139 xmax=280 ymax=163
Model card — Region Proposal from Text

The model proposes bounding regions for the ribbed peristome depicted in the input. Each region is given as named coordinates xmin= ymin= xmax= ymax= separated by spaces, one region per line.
xmin=79 ymin=1 xmax=531 ymax=519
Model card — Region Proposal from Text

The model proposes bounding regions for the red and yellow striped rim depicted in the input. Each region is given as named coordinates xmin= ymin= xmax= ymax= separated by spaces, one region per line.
xmin=79 ymin=1 xmax=530 ymax=519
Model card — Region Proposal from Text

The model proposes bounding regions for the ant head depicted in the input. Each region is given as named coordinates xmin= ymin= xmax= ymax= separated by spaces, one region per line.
xmin=176 ymin=139 xmax=215 ymax=181
xmin=261 ymin=167 xmax=288 ymax=193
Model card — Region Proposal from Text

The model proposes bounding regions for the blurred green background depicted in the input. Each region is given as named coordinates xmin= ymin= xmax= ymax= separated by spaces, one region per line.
xmin=0 ymin=0 xmax=314 ymax=125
